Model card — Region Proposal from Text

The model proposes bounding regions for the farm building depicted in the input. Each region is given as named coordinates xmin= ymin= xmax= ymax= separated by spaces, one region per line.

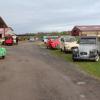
xmin=71 ymin=25 xmax=100 ymax=36
xmin=0 ymin=16 xmax=16 ymax=39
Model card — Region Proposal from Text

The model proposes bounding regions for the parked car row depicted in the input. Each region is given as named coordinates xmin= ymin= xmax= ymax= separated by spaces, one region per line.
xmin=44 ymin=35 xmax=100 ymax=62
xmin=29 ymin=37 xmax=39 ymax=42
xmin=0 ymin=35 xmax=19 ymax=60
xmin=0 ymin=35 xmax=18 ymax=46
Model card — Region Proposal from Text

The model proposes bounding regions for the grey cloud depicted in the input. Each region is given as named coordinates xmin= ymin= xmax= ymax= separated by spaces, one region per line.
xmin=0 ymin=0 xmax=100 ymax=33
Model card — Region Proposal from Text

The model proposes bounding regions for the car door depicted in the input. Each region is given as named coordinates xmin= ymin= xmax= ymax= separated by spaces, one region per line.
xmin=60 ymin=38 xmax=65 ymax=50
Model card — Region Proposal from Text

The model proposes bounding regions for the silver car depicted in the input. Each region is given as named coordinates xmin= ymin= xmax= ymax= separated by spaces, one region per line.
xmin=72 ymin=36 xmax=100 ymax=61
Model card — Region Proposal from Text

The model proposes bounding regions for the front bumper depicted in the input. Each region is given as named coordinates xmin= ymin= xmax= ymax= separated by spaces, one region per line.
xmin=65 ymin=46 xmax=71 ymax=51
xmin=73 ymin=54 xmax=97 ymax=61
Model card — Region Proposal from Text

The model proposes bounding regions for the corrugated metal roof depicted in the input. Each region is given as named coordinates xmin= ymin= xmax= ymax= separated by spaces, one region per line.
xmin=0 ymin=16 xmax=8 ymax=28
xmin=75 ymin=25 xmax=100 ymax=31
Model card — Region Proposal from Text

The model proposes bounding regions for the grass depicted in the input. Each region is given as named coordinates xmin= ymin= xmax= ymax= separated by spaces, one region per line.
xmin=50 ymin=49 xmax=100 ymax=78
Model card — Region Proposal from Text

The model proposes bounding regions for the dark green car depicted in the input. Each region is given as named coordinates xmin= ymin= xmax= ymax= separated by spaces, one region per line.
xmin=0 ymin=47 xmax=6 ymax=59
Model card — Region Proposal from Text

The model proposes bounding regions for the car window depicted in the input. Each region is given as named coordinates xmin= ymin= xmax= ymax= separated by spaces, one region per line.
xmin=80 ymin=38 xmax=96 ymax=44
xmin=61 ymin=38 xmax=64 ymax=42
xmin=65 ymin=37 xmax=76 ymax=42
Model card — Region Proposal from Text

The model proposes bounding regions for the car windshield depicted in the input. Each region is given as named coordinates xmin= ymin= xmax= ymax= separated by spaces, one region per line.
xmin=65 ymin=37 xmax=76 ymax=42
xmin=80 ymin=38 xmax=96 ymax=44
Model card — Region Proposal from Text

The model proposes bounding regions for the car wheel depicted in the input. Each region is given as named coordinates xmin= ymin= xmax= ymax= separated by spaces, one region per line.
xmin=2 ymin=56 xmax=5 ymax=59
xmin=2 ymin=41 xmax=4 ymax=45
xmin=72 ymin=58 xmax=77 ymax=62
xmin=94 ymin=55 xmax=99 ymax=62
xmin=64 ymin=47 xmax=67 ymax=53
xmin=60 ymin=48 xmax=63 ymax=52
xmin=72 ymin=55 xmax=77 ymax=62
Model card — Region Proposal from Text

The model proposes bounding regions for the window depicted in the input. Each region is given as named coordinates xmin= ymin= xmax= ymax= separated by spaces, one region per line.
xmin=80 ymin=38 xmax=96 ymax=44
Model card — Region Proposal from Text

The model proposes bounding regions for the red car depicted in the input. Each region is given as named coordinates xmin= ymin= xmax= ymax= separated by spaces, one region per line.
xmin=4 ymin=35 xmax=13 ymax=45
xmin=46 ymin=37 xmax=60 ymax=49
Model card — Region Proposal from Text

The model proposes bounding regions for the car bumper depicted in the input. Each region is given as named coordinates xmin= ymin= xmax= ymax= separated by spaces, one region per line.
xmin=73 ymin=55 xmax=96 ymax=60
xmin=64 ymin=47 xmax=72 ymax=51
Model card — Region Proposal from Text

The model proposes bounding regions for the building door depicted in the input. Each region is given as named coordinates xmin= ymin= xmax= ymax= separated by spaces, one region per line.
xmin=0 ymin=34 xmax=2 ymax=38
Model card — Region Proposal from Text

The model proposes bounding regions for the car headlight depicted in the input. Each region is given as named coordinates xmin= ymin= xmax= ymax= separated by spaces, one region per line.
xmin=90 ymin=49 xmax=97 ymax=56
xmin=72 ymin=48 xmax=79 ymax=54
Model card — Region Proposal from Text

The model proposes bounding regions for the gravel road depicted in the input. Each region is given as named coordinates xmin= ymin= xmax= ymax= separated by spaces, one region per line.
xmin=0 ymin=41 xmax=100 ymax=100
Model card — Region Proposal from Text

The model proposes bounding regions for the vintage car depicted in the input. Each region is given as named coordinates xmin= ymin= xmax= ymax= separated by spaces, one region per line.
xmin=46 ymin=37 xmax=60 ymax=49
xmin=59 ymin=35 xmax=79 ymax=52
xmin=0 ymin=35 xmax=18 ymax=45
xmin=43 ymin=36 xmax=59 ymax=44
xmin=0 ymin=47 xmax=6 ymax=59
xmin=29 ymin=37 xmax=35 ymax=42
xmin=4 ymin=36 xmax=13 ymax=45
xmin=72 ymin=36 xmax=100 ymax=61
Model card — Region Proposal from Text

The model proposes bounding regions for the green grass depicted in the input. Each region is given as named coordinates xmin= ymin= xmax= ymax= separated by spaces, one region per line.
xmin=50 ymin=49 xmax=100 ymax=79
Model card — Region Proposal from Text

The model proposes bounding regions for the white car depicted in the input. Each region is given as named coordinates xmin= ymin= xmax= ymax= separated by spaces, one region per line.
xmin=59 ymin=36 xmax=79 ymax=52
xmin=72 ymin=36 xmax=100 ymax=61
xmin=29 ymin=37 xmax=35 ymax=42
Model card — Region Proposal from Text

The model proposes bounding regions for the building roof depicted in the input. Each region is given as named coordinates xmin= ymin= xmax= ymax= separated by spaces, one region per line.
xmin=0 ymin=16 xmax=8 ymax=28
xmin=74 ymin=25 xmax=100 ymax=31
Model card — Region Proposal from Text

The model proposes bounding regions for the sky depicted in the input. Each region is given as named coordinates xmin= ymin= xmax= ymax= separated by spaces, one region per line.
xmin=0 ymin=0 xmax=100 ymax=34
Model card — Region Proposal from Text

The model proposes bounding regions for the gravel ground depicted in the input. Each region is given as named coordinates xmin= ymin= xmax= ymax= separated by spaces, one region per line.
xmin=0 ymin=41 xmax=99 ymax=100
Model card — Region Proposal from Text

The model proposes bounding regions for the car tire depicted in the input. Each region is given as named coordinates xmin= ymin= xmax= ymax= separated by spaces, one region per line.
xmin=72 ymin=55 xmax=77 ymax=62
xmin=60 ymin=48 xmax=63 ymax=52
xmin=94 ymin=55 xmax=99 ymax=62
xmin=2 ymin=56 xmax=5 ymax=59
xmin=64 ymin=47 xmax=67 ymax=53
xmin=2 ymin=41 xmax=4 ymax=45
xmin=72 ymin=58 xmax=77 ymax=62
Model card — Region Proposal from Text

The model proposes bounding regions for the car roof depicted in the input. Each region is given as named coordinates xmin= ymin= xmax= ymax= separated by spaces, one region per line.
xmin=80 ymin=36 xmax=97 ymax=38
xmin=60 ymin=35 xmax=75 ymax=38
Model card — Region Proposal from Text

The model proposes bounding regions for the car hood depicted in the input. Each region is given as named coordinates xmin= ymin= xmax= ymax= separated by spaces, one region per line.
xmin=79 ymin=44 xmax=97 ymax=53
xmin=64 ymin=41 xmax=77 ymax=44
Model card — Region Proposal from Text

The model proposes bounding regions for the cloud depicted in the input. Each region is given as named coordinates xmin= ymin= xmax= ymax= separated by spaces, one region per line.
xmin=0 ymin=0 xmax=100 ymax=33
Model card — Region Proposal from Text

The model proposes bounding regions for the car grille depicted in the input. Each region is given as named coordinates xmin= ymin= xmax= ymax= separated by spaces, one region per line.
xmin=80 ymin=52 xmax=87 ymax=55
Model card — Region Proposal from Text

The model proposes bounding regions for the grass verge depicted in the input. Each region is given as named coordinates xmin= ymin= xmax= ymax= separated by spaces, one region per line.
xmin=50 ymin=49 xmax=100 ymax=78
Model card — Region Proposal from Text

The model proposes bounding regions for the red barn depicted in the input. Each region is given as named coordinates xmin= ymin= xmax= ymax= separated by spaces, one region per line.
xmin=71 ymin=25 xmax=100 ymax=36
